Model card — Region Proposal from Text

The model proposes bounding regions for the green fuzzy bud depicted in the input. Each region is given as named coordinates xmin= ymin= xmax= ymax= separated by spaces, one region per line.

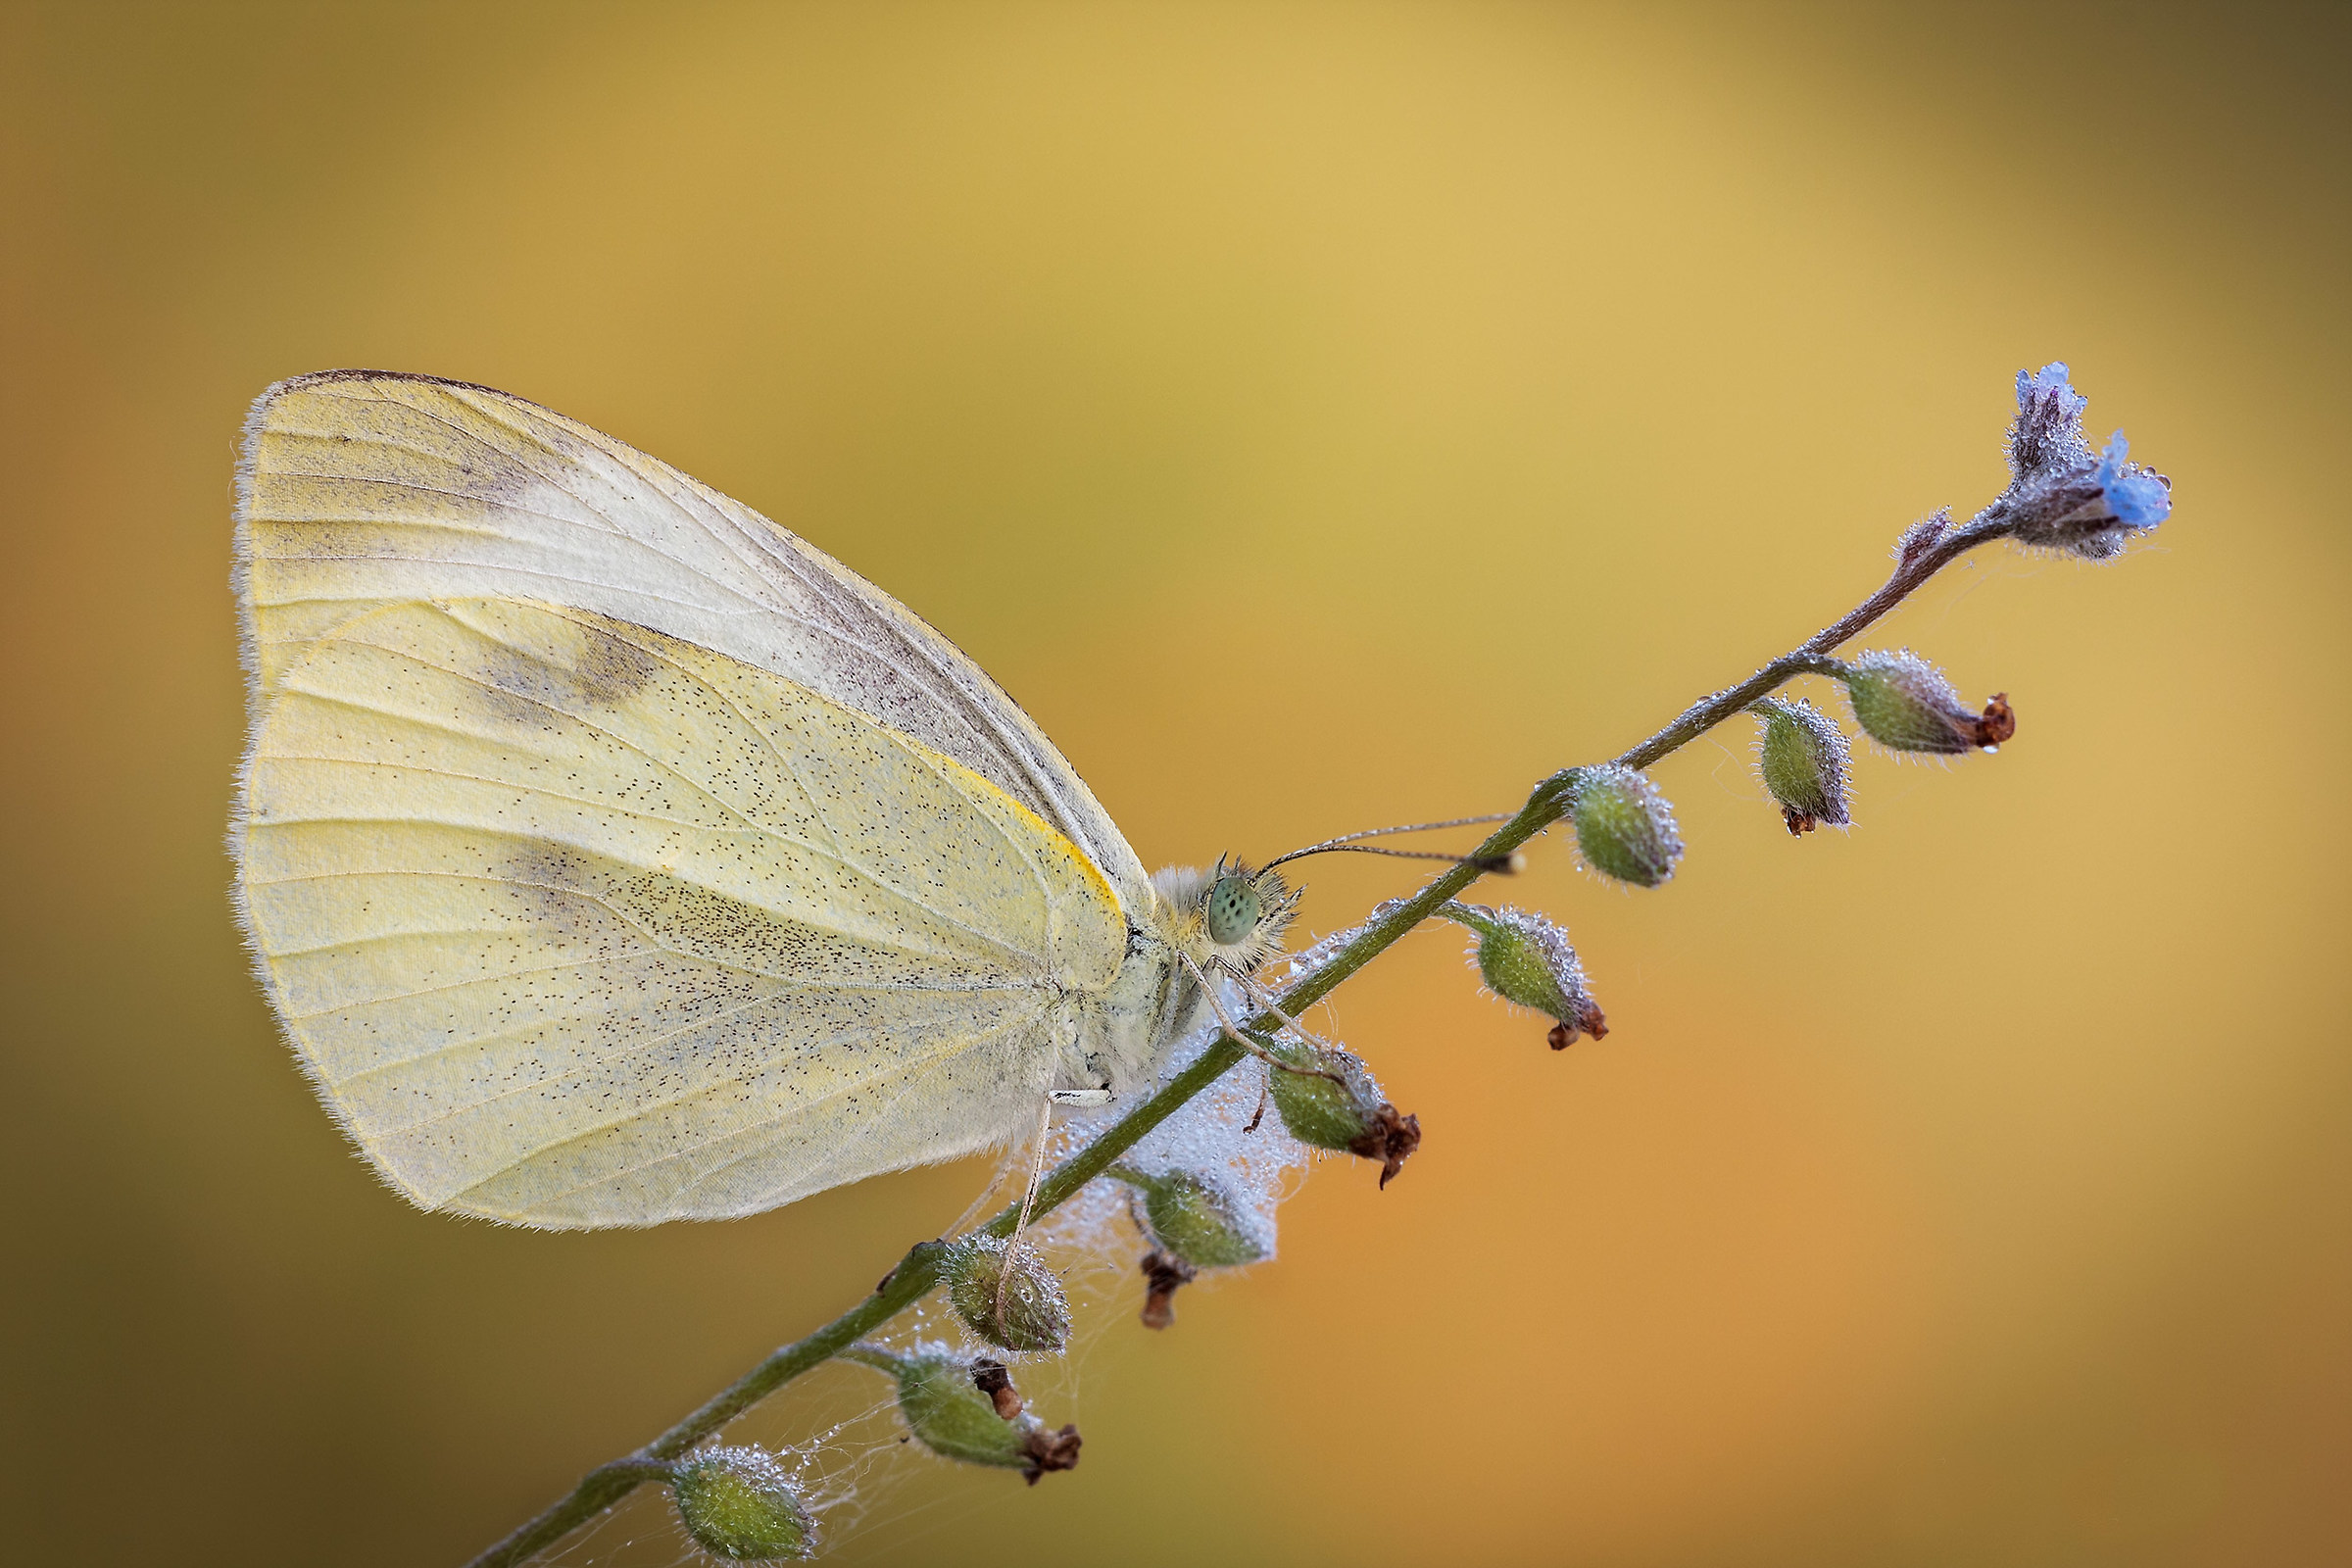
xmin=1107 ymin=1166 xmax=1265 ymax=1268
xmin=1436 ymin=901 xmax=1608 ymax=1047
xmin=668 ymin=1446 xmax=815 ymax=1562
xmin=1570 ymin=764 xmax=1683 ymax=887
xmin=1837 ymin=649 xmax=2015 ymax=756
xmin=942 ymin=1235 xmax=1071 ymax=1353
xmin=1265 ymin=1042 xmax=1421 ymax=1187
xmin=841 ymin=1348 xmax=1084 ymax=1483
xmin=1751 ymin=696 xmax=1852 ymax=833
xmin=878 ymin=1350 xmax=1031 ymax=1467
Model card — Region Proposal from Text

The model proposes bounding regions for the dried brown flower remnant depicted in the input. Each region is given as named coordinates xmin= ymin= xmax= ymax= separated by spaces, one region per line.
xmin=1350 ymin=1103 xmax=1421 ymax=1189
xmin=1975 ymin=693 xmax=2015 ymax=747
xmin=1021 ymin=1424 xmax=1082 ymax=1486
xmin=969 ymin=1358 xmax=1022 ymax=1421
xmin=1139 ymin=1250 xmax=1199 ymax=1331
xmin=1548 ymin=1003 xmax=1609 ymax=1050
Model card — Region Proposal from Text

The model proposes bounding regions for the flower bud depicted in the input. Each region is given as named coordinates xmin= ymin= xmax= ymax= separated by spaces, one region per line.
xmin=1570 ymin=765 xmax=1683 ymax=887
xmin=1437 ymin=901 xmax=1608 ymax=1047
xmin=2009 ymin=361 xmax=2093 ymax=477
xmin=942 ymin=1235 xmax=1071 ymax=1353
xmin=1837 ymin=650 xmax=2014 ymax=755
xmin=1751 ymin=697 xmax=1852 ymax=833
xmin=668 ymin=1446 xmax=815 ymax=1562
xmin=1265 ymin=1043 xmax=1421 ymax=1187
xmin=888 ymin=1351 xmax=1030 ymax=1467
xmin=843 ymin=1348 xmax=1083 ymax=1483
xmin=1108 ymin=1165 xmax=1265 ymax=1268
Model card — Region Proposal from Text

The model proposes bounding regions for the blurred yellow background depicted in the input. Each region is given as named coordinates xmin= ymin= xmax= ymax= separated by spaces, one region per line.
xmin=3 ymin=4 xmax=2344 ymax=1564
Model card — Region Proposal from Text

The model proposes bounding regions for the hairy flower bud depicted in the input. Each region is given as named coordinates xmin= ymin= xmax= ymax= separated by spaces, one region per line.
xmin=1265 ymin=1042 xmax=1420 ymax=1187
xmin=889 ymin=1351 xmax=1028 ymax=1466
xmin=1108 ymin=1165 xmax=1265 ymax=1268
xmin=843 ymin=1348 xmax=1083 ymax=1483
xmin=1751 ymin=697 xmax=1852 ymax=832
xmin=668 ymin=1446 xmax=816 ymax=1562
xmin=1837 ymin=650 xmax=2014 ymax=755
xmin=1570 ymin=764 xmax=1683 ymax=887
xmin=1437 ymin=901 xmax=1607 ymax=1047
xmin=942 ymin=1235 xmax=1071 ymax=1352
xmin=2009 ymin=361 xmax=2093 ymax=477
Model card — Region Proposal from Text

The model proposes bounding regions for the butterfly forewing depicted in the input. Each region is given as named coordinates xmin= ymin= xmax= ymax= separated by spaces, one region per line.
xmin=235 ymin=370 xmax=1150 ymax=906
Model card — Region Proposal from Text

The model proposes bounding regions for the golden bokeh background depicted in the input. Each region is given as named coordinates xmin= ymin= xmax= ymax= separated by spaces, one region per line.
xmin=3 ymin=4 xmax=2344 ymax=1564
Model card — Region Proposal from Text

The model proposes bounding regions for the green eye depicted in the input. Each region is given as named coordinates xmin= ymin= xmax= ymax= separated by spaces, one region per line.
xmin=1203 ymin=875 xmax=1261 ymax=947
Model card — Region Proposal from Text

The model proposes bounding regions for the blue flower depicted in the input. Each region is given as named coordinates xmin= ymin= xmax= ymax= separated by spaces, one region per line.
xmin=2016 ymin=361 xmax=2087 ymax=423
xmin=2000 ymin=363 xmax=2172 ymax=559
xmin=2091 ymin=431 xmax=2172 ymax=530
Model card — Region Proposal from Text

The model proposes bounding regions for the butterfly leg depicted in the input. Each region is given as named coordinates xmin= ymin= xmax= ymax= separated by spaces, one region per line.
xmin=998 ymin=1095 xmax=1058 ymax=1329
xmin=1170 ymin=952 xmax=1360 ymax=1118
xmin=1175 ymin=952 xmax=1303 ymax=1065
xmin=1236 ymin=974 xmax=1346 ymax=1056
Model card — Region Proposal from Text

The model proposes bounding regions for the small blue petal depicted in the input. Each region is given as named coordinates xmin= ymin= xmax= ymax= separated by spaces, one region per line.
xmin=2017 ymin=361 xmax=2087 ymax=419
xmin=2094 ymin=431 xmax=2171 ymax=530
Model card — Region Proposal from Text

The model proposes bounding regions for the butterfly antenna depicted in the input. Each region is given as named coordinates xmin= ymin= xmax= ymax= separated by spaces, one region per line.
xmin=1261 ymin=813 xmax=1519 ymax=875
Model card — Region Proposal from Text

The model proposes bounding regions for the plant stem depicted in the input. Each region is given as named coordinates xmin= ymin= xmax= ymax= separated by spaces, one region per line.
xmin=464 ymin=507 xmax=2017 ymax=1568
xmin=1614 ymin=511 xmax=2012 ymax=770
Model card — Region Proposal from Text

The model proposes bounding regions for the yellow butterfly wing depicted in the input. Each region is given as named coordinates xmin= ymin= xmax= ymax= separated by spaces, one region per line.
xmin=233 ymin=596 xmax=1126 ymax=1228
xmin=233 ymin=369 xmax=1151 ymax=908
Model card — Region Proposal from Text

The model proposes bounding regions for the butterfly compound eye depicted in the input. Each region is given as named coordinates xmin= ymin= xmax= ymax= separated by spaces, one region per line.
xmin=1203 ymin=875 xmax=1262 ymax=947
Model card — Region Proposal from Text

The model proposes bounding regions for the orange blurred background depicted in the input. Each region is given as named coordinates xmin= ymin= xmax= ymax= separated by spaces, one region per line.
xmin=3 ymin=4 xmax=2345 ymax=1564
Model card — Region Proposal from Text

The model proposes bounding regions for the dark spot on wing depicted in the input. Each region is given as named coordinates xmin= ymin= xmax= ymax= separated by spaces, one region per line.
xmin=614 ymin=871 xmax=951 ymax=987
xmin=476 ymin=612 xmax=659 ymax=724
xmin=496 ymin=843 xmax=629 ymax=941
xmin=617 ymin=874 xmax=831 ymax=973
xmin=571 ymin=619 xmax=659 ymax=700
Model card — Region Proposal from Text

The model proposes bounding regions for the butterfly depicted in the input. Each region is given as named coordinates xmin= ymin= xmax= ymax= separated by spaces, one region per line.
xmin=230 ymin=371 xmax=1298 ymax=1229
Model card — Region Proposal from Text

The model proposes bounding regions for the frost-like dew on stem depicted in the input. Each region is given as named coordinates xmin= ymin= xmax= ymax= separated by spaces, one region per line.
xmin=1027 ymin=998 xmax=1311 ymax=1278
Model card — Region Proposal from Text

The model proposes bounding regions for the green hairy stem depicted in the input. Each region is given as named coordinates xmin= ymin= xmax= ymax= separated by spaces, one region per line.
xmin=465 ymin=507 xmax=2022 ymax=1568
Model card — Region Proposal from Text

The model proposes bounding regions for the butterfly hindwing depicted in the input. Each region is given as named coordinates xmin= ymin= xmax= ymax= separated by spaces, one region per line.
xmin=234 ymin=596 xmax=1126 ymax=1227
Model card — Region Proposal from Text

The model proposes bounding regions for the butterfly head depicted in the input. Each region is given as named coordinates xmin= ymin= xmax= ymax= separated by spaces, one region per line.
xmin=1152 ymin=856 xmax=1299 ymax=977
